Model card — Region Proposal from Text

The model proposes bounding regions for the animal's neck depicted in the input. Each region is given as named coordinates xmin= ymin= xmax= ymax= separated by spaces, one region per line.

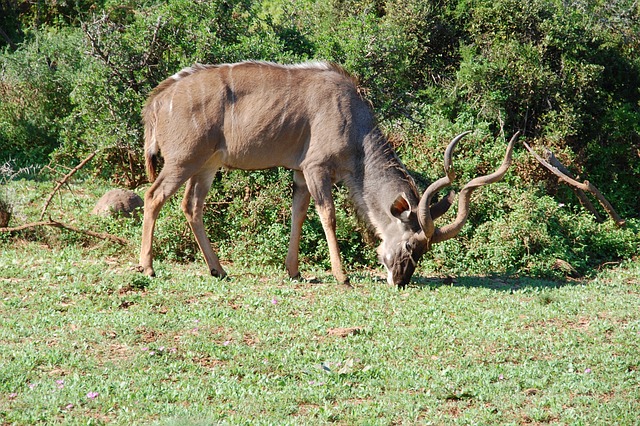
xmin=343 ymin=129 xmax=419 ymax=238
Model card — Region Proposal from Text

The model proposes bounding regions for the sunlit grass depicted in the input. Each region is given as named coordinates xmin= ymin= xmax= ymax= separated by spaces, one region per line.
xmin=1 ymin=241 xmax=639 ymax=424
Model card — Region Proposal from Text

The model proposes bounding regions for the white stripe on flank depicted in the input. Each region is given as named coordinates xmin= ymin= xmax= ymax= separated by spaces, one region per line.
xmin=279 ymin=69 xmax=291 ymax=128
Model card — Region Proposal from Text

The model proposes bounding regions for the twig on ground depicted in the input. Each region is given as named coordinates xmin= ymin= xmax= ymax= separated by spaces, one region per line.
xmin=0 ymin=219 xmax=127 ymax=245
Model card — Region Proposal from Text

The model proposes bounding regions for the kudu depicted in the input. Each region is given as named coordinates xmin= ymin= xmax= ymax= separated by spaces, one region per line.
xmin=139 ymin=61 xmax=516 ymax=287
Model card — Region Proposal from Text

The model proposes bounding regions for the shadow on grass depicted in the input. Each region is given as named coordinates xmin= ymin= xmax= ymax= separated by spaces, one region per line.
xmin=347 ymin=268 xmax=577 ymax=292
xmin=409 ymin=274 xmax=578 ymax=292
xmin=339 ymin=270 xmax=576 ymax=292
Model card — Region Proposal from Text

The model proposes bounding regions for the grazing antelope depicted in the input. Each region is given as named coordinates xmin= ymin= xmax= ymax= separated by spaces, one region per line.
xmin=139 ymin=61 xmax=516 ymax=287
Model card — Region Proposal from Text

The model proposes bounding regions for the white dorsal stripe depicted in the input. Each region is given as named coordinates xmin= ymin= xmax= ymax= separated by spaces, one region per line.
xmin=169 ymin=61 xmax=337 ymax=82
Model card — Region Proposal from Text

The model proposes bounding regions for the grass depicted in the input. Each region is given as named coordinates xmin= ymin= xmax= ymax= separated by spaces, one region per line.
xmin=1 ymin=179 xmax=639 ymax=424
xmin=1 ymin=240 xmax=639 ymax=424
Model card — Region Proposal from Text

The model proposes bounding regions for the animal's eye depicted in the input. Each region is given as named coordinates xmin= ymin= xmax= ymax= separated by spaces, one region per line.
xmin=403 ymin=241 xmax=413 ymax=252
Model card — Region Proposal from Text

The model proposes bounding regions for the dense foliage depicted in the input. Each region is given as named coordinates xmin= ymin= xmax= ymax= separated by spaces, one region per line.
xmin=1 ymin=0 xmax=638 ymax=279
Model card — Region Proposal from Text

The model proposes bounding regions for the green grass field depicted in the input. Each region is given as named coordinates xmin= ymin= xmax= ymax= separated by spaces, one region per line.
xmin=1 ymin=239 xmax=639 ymax=424
xmin=2 ymin=0 xmax=640 ymax=422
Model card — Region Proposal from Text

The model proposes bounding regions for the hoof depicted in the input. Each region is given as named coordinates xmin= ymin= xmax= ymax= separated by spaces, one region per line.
xmin=335 ymin=271 xmax=350 ymax=286
xmin=211 ymin=269 xmax=227 ymax=279
xmin=340 ymin=282 xmax=355 ymax=290
xmin=136 ymin=265 xmax=156 ymax=277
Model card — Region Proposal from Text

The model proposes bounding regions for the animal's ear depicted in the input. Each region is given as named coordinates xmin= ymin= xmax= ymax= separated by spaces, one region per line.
xmin=390 ymin=193 xmax=413 ymax=221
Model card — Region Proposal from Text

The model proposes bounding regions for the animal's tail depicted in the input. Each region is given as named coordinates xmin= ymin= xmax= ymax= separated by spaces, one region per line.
xmin=142 ymin=104 xmax=160 ymax=182
xmin=145 ymin=147 xmax=159 ymax=183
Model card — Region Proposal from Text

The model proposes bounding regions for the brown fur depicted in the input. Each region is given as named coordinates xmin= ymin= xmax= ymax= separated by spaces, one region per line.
xmin=137 ymin=60 xmax=515 ymax=286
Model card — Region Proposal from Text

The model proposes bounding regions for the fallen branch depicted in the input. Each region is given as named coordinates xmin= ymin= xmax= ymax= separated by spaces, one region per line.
xmin=524 ymin=142 xmax=626 ymax=227
xmin=0 ymin=219 xmax=128 ymax=245
xmin=40 ymin=151 xmax=97 ymax=220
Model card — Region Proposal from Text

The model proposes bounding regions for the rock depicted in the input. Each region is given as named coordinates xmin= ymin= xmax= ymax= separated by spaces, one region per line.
xmin=552 ymin=258 xmax=579 ymax=277
xmin=92 ymin=189 xmax=143 ymax=218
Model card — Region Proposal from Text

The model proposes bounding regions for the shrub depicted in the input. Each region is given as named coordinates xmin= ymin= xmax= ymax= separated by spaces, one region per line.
xmin=50 ymin=0 xmax=311 ymax=187
xmin=1 ymin=0 xmax=638 ymax=280
xmin=0 ymin=27 xmax=86 ymax=166
xmin=421 ymin=185 xmax=639 ymax=279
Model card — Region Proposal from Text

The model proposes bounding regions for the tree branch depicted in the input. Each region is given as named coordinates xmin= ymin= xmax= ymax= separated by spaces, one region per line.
xmin=0 ymin=219 xmax=128 ymax=245
xmin=542 ymin=148 xmax=604 ymax=223
xmin=40 ymin=151 xmax=97 ymax=220
xmin=524 ymin=142 xmax=626 ymax=227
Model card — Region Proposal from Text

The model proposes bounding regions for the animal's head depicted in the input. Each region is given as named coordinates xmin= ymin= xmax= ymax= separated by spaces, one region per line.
xmin=378 ymin=131 xmax=518 ymax=288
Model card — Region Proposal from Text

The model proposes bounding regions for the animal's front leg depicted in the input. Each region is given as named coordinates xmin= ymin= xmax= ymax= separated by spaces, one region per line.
xmin=304 ymin=169 xmax=349 ymax=285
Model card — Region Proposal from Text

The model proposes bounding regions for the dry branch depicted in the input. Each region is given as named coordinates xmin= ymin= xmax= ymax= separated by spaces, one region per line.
xmin=40 ymin=151 xmax=97 ymax=220
xmin=523 ymin=142 xmax=626 ymax=227
xmin=0 ymin=219 xmax=127 ymax=245
xmin=542 ymin=148 xmax=604 ymax=222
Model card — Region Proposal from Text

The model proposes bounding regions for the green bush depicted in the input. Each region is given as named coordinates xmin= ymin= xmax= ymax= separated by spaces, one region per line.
xmin=0 ymin=27 xmax=86 ymax=166
xmin=1 ymin=0 xmax=638 ymax=280
xmin=19 ymin=0 xmax=312 ymax=187
xmin=450 ymin=0 xmax=640 ymax=214
xmin=421 ymin=187 xmax=639 ymax=279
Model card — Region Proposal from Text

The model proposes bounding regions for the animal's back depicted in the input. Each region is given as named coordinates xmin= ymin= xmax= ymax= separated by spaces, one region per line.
xmin=143 ymin=61 xmax=373 ymax=178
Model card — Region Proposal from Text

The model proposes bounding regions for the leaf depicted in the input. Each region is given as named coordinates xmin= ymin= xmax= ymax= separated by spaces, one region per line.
xmin=338 ymin=358 xmax=355 ymax=375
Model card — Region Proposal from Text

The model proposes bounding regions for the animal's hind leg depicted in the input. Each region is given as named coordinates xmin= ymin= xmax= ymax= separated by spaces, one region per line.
xmin=285 ymin=171 xmax=311 ymax=279
xmin=139 ymin=166 xmax=193 ymax=276
xmin=181 ymin=169 xmax=226 ymax=278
